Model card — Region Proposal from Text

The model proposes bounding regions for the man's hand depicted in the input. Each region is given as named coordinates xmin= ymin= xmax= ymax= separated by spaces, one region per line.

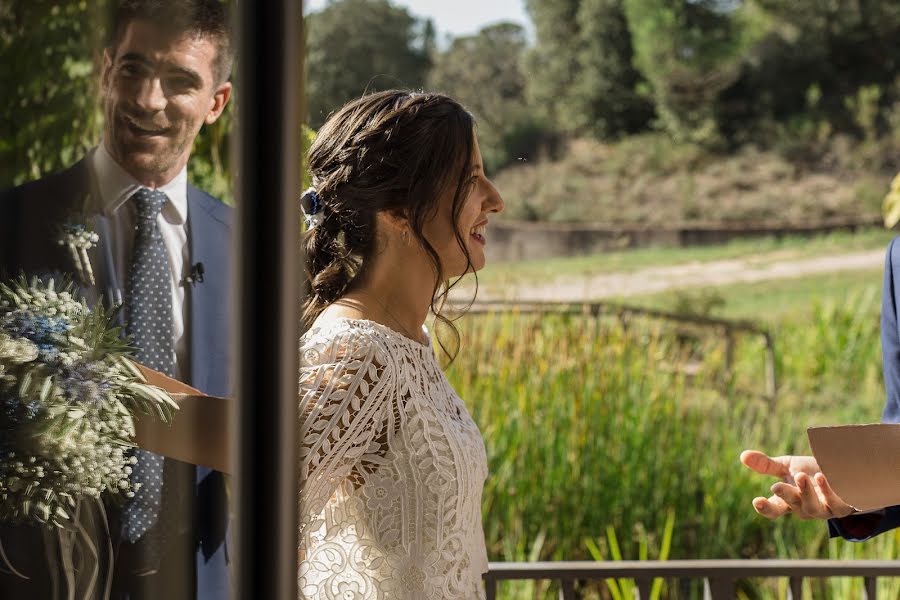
xmin=740 ymin=450 xmax=855 ymax=520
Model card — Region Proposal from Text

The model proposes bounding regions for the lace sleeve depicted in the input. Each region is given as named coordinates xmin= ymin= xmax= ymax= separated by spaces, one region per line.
xmin=298 ymin=326 xmax=395 ymax=534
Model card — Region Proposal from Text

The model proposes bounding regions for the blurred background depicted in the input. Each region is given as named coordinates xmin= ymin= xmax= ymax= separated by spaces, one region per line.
xmin=5 ymin=1 xmax=900 ymax=597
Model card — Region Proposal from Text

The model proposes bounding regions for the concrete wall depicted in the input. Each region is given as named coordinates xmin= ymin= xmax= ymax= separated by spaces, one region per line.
xmin=484 ymin=217 xmax=884 ymax=263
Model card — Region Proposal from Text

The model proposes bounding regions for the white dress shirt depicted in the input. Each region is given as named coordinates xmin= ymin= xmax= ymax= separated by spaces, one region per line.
xmin=87 ymin=142 xmax=190 ymax=380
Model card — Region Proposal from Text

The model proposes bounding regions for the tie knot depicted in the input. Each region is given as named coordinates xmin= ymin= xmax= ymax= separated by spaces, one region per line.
xmin=131 ymin=188 xmax=168 ymax=220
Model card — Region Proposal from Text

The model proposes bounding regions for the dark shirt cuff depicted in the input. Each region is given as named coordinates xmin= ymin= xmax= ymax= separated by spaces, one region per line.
xmin=831 ymin=510 xmax=886 ymax=540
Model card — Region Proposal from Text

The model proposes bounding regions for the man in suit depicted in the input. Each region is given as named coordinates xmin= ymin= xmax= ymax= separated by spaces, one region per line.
xmin=1 ymin=1 xmax=233 ymax=598
xmin=740 ymin=237 xmax=900 ymax=539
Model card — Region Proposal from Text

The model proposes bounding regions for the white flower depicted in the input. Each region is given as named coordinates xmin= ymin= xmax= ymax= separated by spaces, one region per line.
xmin=362 ymin=470 xmax=399 ymax=511
xmin=336 ymin=581 xmax=364 ymax=600
xmin=383 ymin=543 xmax=443 ymax=598
xmin=0 ymin=333 xmax=39 ymax=364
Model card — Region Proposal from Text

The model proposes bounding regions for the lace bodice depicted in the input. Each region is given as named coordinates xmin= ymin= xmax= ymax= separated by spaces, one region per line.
xmin=298 ymin=318 xmax=489 ymax=600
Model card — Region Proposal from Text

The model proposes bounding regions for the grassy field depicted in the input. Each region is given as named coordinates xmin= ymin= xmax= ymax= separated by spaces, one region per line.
xmin=446 ymin=257 xmax=898 ymax=598
xmin=474 ymin=228 xmax=895 ymax=293
xmin=624 ymin=267 xmax=885 ymax=321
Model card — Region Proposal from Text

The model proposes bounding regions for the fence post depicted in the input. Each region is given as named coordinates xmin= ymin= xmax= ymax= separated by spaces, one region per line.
xmin=484 ymin=575 xmax=497 ymax=600
xmin=704 ymin=578 xmax=734 ymax=600
xmin=559 ymin=579 xmax=576 ymax=600
xmin=635 ymin=579 xmax=653 ymax=599
xmin=864 ymin=576 xmax=877 ymax=600
xmin=724 ymin=327 xmax=734 ymax=380
xmin=764 ymin=331 xmax=778 ymax=407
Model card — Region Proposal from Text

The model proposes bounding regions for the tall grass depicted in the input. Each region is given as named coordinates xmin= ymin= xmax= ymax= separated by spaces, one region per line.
xmin=446 ymin=292 xmax=896 ymax=598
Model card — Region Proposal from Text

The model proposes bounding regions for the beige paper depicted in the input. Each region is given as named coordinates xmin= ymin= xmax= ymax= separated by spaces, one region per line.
xmin=132 ymin=364 xmax=232 ymax=474
xmin=808 ymin=424 xmax=900 ymax=512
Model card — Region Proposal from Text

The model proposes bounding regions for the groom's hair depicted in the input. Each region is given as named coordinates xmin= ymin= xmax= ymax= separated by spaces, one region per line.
xmin=107 ymin=0 xmax=234 ymax=84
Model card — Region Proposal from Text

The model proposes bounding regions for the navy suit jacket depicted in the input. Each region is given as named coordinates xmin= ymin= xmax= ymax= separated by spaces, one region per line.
xmin=0 ymin=158 xmax=233 ymax=599
xmin=828 ymin=236 xmax=900 ymax=540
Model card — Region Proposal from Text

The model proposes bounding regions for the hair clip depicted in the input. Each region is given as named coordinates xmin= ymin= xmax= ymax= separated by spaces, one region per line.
xmin=300 ymin=187 xmax=323 ymax=230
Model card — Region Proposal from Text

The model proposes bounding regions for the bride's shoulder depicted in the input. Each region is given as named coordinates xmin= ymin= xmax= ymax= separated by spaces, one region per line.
xmin=300 ymin=318 xmax=394 ymax=365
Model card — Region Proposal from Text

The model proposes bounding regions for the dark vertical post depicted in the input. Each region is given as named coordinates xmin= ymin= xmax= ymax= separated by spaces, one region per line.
xmin=234 ymin=2 xmax=302 ymax=600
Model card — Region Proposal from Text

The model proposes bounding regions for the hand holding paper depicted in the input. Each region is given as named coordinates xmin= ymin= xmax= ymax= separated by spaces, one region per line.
xmin=740 ymin=450 xmax=855 ymax=521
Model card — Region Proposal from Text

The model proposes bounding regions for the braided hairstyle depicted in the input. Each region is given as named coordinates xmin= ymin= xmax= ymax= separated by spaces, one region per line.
xmin=302 ymin=90 xmax=477 ymax=359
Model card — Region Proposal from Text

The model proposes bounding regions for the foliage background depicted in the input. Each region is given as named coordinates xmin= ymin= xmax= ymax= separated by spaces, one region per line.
xmin=6 ymin=0 xmax=900 ymax=220
xmin=1 ymin=0 xmax=232 ymax=202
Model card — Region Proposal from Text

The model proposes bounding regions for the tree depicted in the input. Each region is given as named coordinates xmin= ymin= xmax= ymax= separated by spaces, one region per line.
xmin=523 ymin=0 xmax=582 ymax=132
xmin=524 ymin=0 xmax=653 ymax=140
xmin=0 ymin=1 xmax=107 ymax=187
xmin=728 ymin=0 xmax=900 ymax=136
xmin=428 ymin=23 xmax=547 ymax=171
xmin=305 ymin=0 xmax=433 ymax=128
xmin=622 ymin=0 xmax=759 ymax=143
xmin=573 ymin=0 xmax=653 ymax=137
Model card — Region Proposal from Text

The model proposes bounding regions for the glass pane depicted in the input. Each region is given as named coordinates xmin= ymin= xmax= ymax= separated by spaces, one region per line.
xmin=1 ymin=1 xmax=237 ymax=598
xmin=300 ymin=1 xmax=900 ymax=598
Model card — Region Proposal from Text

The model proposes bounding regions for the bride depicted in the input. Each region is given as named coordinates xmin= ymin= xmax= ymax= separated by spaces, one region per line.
xmin=297 ymin=90 xmax=505 ymax=599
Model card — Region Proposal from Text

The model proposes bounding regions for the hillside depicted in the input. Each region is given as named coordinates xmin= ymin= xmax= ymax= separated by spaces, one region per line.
xmin=492 ymin=134 xmax=896 ymax=226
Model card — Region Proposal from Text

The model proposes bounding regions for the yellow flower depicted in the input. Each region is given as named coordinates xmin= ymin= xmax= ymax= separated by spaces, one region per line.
xmin=882 ymin=172 xmax=900 ymax=229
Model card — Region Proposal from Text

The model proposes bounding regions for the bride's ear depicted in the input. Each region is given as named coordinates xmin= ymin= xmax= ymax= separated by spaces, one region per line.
xmin=376 ymin=210 xmax=411 ymax=241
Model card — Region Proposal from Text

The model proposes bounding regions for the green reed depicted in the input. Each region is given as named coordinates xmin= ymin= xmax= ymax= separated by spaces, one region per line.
xmin=445 ymin=292 xmax=896 ymax=598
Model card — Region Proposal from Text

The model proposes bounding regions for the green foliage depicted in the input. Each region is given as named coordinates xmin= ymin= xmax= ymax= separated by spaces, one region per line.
xmin=189 ymin=108 xmax=233 ymax=204
xmin=525 ymin=0 xmax=653 ymax=139
xmin=845 ymin=85 xmax=883 ymax=142
xmin=0 ymin=1 xmax=109 ymax=188
xmin=428 ymin=23 xmax=554 ymax=172
xmin=1 ymin=0 xmax=236 ymax=204
xmin=585 ymin=510 xmax=675 ymax=600
xmin=305 ymin=0 xmax=433 ymax=128
xmin=622 ymin=0 xmax=760 ymax=144
xmin=7 ymin=0 xmax=900 ymax=219
xmin=523 ymin=0 xmax=582 ymax=132
xmin=722 ymin=1 xmax=900 ymax=145
xmin=449 ymin=293 xmax=892 ymax=598
xmin=573 ymin=0 xmax=654 ymax=138
xmin=300 ymin=123 xmax=316 ymax=190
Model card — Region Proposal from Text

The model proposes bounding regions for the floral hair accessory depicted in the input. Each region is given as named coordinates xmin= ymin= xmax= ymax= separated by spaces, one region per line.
xmin=300 ymin=187 xmax=323 ymax=230
xmin=57 ymin=223 xmax=99 ymax=287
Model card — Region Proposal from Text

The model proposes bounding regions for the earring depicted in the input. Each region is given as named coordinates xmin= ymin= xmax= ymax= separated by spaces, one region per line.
xmin=402 ymin=229 xmax=409 ymax=245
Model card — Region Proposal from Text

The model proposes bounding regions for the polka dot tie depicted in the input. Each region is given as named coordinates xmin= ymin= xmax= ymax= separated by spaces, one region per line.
xmin=123 ymin=188 xmax=174 ymax=544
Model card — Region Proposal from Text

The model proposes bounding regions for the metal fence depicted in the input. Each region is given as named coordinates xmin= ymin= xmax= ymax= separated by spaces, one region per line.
xmin=484 ymin=560 xmax=900 ymax=599
xmin=466 ymin=300 xmax=778 ymax=405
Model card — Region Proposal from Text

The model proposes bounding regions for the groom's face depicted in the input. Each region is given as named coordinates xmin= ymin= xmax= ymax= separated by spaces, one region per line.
xmin=101 ymin=19 xmax=231 ymax=187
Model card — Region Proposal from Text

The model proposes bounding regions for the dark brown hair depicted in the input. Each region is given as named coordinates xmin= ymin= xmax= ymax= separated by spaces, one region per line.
xmin=303 ymin=90 xmax=478 ymax=361
xmin=108 ymin=0 xmax=234 ymax=84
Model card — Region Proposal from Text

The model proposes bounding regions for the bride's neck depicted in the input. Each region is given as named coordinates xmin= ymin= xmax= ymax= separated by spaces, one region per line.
xmin=338 ymin=254 xmax=437 ymax=340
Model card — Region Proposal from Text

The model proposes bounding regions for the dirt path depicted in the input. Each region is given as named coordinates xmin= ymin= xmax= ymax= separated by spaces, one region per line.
xmin=454 ymin=249 xmax=886 ymax=302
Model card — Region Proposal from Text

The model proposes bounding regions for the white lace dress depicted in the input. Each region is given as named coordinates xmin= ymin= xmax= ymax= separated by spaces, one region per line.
xmin=297 ymin=318 xmax=489 ymax=600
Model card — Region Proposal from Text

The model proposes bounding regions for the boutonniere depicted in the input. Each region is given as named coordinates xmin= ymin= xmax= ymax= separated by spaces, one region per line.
xmin=57 ymin=223 xmax=99 ymax=287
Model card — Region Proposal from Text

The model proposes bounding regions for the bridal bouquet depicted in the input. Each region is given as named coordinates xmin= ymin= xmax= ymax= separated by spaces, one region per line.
xmin=0 ymin=277 xmax=177 ymax=528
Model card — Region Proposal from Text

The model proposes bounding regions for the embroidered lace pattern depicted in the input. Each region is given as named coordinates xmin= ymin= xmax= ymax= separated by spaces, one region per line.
xmin=298 ymin=319 xmax=489 ymax=600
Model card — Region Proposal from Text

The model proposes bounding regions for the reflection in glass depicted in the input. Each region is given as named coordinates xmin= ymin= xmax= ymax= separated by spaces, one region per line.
xmin=1 ymin=1 xmax=236 ymax=599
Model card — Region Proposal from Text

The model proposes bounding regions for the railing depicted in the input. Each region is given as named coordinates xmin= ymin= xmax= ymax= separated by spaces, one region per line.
xmin=484 ymin=560 xmax=900 ymax=599
xmin=466 ymin=300 xmax=778 ymax=405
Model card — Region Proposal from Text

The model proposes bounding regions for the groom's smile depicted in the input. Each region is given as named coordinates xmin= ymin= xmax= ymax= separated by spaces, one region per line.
xmin=100 ymin=18 xmax=231 ymax=188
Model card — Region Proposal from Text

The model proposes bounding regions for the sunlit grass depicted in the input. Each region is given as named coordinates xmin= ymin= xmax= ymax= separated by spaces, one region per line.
xmin=447 ymin=291 xmax=897 ymax=598
xmin=624 ymin=268 xmax=884 ymax=321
